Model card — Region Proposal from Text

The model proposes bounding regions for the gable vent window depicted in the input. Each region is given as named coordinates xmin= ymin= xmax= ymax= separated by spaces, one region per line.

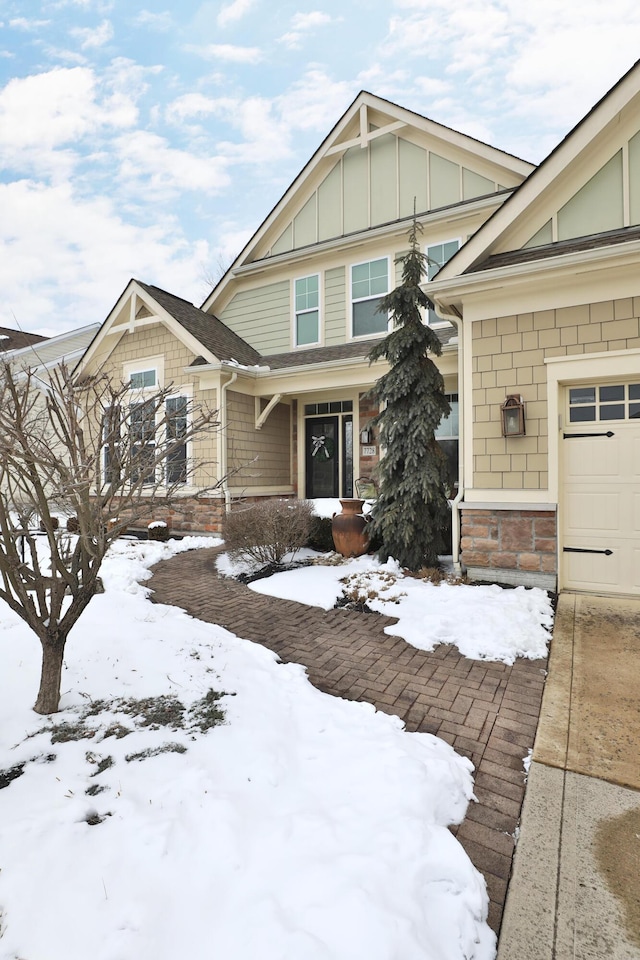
xmin=130 ymin=369 xmax=156 ymax=389
xmin=351 ymin=258 xmax=389 ymax=338
xmin=294 ymin=275 xmax=320 ymax=346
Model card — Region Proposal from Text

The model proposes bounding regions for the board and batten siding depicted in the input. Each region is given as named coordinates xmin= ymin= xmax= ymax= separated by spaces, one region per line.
xmin=227 ymin=391 xmax=291 ymax=488
xmin=324 ymin=266 xmax=346 ymax=345
xmin=102 ymin=322 xmax=219 ymax=489
xmin=471 ymin=297 xmax=640 ymax=490
xmin=219 ymin=280 xmax=290 ymax=356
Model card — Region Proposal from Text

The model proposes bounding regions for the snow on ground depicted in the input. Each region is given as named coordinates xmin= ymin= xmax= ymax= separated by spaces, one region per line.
xmin=0 ymin=538 xmax=496 ymax=960
xmin=249 ymin=555 xmax=553 ymax=664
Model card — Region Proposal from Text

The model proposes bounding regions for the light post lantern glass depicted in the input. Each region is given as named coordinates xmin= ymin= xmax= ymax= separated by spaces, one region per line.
xmin=501 ymin=395 xmax=526 ymax=437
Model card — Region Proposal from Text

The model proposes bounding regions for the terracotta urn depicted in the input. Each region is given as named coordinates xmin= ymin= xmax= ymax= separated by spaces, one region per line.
xmin=332 ymin=498 xmax=370 ymax=558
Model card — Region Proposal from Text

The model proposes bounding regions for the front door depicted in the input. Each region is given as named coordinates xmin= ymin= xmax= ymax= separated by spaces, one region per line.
xmin=305 ymin=416 xmax=339 ymax=498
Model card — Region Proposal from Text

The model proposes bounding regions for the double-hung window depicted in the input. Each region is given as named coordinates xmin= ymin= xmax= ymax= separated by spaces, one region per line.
xmin=426 ymin=240 xmax=459 ymax=325
xmin=294 ymin=275 xmax=320 ymax=346
xmin=129 ymin=398 xmax=157 ymax=485
xmin=351 ymin=257 xmax=389 ymax=338
xmin=165 ymin=395 xmax=188 ymax=484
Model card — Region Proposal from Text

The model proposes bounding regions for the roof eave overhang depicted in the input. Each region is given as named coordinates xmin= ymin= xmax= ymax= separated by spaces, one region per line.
xmin=429 ymin=238 xmax=640 ymax=315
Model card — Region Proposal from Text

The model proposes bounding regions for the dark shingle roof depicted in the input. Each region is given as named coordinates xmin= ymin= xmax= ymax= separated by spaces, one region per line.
xmin=136 ymin=282 xmax=263 ymax=367
xmin=0 ymin=327 xmax=48 ymax=351
xmin=467 ymin=225 xmax=640 ymax=274
xmin=264 ymin=324 xmax=458 ymax=369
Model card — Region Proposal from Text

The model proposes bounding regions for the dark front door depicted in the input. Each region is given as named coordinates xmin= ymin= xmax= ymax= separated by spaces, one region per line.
xmin=305 ymin=416 xmax=339 ymax=498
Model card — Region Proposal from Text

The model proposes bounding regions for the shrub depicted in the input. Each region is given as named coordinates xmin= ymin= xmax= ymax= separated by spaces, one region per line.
xmin=223 ymin=498 xmax=315 ymax=566
xmin=147 ymin=520 xmax=170 ymax=542
xmin=306 ymin=515 xmax=334 ymax=552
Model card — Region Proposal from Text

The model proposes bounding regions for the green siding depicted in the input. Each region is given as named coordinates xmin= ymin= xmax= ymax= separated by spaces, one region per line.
xmin=294 ymin=194 xmax=317 ymax=247
xmin=463 ymin=168 xmax=495 ymax=200
xmin=399 ymin=138 xmax=427 ymax=217
xmin=629 ymin=130 xmax=640 ymax=226
xmin=271 ymin=223 xmax=293 ymax=256
xmin=318 ymin=162 xmax=342 ymax=241
xmin=370 ymin=134 xmax=397 ymax=225
xmin=343 ymin=146 xmax=369 ymax=234
xmin=524 ymin=219 xmax=553 ymax=248
xmin=558 ymin=150 xmax=623 ymax=241
xmin=219 ymin=280 xmax=290 ymax=355
xmin=430 ymin=153 xmax=460 ymax=208
xmin=324 ymin=266 xmax=346 ymax=345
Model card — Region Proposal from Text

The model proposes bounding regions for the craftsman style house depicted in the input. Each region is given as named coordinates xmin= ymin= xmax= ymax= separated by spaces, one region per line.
xmin=76 ymin=59 xmax=640 ymax=597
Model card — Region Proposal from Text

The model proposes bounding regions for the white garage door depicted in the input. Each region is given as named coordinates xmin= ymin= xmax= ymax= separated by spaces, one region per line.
xmin=562 ymin=381 xmax=640 ymax=595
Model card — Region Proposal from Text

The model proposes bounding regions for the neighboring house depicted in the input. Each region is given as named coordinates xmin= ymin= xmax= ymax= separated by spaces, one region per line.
xmin=0 ymin=326 xmax=48 ymax=353
xmin=76 ymin=60 xmax=640 ymax=597
xmin=6 ymin=323 xmax=99 ymax=374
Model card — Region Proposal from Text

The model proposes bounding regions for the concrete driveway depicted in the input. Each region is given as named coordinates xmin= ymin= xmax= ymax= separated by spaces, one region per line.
xmin=498 ymin=593 xmax=640 ymax=960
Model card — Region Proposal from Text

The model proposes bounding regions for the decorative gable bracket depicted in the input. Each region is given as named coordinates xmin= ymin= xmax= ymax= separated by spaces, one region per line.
xmin=255 ymin=394 xmax=283 ymax=430
xmin=325 ymin=103 xmax=407 ymax=157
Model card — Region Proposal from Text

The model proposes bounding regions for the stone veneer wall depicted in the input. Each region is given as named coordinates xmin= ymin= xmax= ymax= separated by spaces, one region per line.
xmin=461 ymin=507 xmax=557 ymax=590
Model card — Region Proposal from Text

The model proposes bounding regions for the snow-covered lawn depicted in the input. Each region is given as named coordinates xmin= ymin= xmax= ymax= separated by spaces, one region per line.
xmin=0 ymin=538 xmax=498 ymax=960
xmin=247 ymin=554 xmax=553 ymax=665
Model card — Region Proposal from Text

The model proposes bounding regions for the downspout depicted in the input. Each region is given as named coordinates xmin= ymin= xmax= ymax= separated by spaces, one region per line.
xmin=449 ymin=314 xmax=465 ymax=576
xmin=220 ymin=369 xmax=238 ymax=514
xmin=433 ymin=302 xmax=465 ymax=576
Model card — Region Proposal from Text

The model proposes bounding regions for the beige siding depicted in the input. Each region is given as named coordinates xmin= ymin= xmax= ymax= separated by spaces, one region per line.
xmin=227 ymin=391 xmax=291 ymax=487
xmin=219 ymin=280 xmax=290 ymax=355
xmin=100 ymin=322 xmax=219 ymax=489
xmin=471 ymin=297 xmax=640 ymax=490
xmin=324 ymin=266 xmax=346 ymax=345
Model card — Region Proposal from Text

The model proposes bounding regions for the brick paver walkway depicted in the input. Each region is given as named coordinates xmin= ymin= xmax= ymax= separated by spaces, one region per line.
xmin=149 ymin=547 xmax=547 ymax=934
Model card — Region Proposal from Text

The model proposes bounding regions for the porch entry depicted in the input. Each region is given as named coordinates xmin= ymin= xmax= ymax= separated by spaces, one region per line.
xmin=304 ymin=402 xmax=353 ymax=498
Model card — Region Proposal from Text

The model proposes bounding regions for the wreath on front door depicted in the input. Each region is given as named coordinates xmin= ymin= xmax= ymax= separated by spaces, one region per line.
xmin=311 ymin=434 xmax=335 ymax=460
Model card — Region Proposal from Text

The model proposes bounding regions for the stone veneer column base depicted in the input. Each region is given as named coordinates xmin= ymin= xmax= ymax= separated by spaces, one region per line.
xmin=460 ymin=506 xmax=558 ymax=592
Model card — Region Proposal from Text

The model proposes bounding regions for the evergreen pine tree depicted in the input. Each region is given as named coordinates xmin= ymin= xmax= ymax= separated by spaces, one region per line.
xmin=367 ymin=219 xmax=452 ymax=570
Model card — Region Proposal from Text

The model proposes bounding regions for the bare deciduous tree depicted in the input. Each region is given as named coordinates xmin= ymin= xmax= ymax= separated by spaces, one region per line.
xmin=0 ymin=361 xmax=221 ymax=714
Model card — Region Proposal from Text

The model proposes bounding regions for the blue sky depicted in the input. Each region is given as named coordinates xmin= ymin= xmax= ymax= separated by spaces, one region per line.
xmin=1 ymin=0 xmax=640 ymax=336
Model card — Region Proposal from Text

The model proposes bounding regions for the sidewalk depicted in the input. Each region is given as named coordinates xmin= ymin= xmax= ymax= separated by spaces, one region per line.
xmin=149 ymin=546 xmax=546 ymax=934
xmin=497 ymin=593 xmax=640 ymax=959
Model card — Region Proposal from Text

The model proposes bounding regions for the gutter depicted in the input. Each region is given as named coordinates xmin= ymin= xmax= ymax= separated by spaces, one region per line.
xmin=220 ymin=370 xmax=238 ymax=514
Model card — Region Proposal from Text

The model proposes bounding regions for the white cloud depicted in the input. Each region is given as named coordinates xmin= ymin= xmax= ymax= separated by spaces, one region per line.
xmin=132 ymin=10 xmax=173 ymax=31
xmin=216 ymin=0 xmax=257 ymax=29
xmin=0 ymin=179 xmax=211 ymax=334
xmin=114 ymin=130 xmax=231 ymax=199
xmin=188 ymin=42 xmax=263 ymax=63
xmin=9 ymin=17 xmax=51 ymax=30
xmin=0 ymin=63 xmax=148 ymax=177
xmin=278 ymin=10 xmax=338 ymax=49
xmin=165 ymin=93 xmax=218 ymax=125
xmin=70 ymin=18 xmax=113 ymax=49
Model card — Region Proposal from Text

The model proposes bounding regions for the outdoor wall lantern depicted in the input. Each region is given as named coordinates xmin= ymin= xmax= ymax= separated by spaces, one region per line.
xmin=360 ymin=426 xmax=373 ymax=445
xmin=501 ymin=395 xmax=526 ymax=437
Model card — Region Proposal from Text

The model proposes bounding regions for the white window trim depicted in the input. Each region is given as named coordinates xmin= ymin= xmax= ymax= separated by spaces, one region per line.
xmin=123 ymin=355 xmax=165 ymax=391
xmin=164 ymin=386 xmax=193 ymax=490
xmin=292 ymin=273 xmax=322 ymax=349
xmin=424 ymin=239 xmax=461 ymax=327
xmin=349 ymin=255 xmax=391 ymax=341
